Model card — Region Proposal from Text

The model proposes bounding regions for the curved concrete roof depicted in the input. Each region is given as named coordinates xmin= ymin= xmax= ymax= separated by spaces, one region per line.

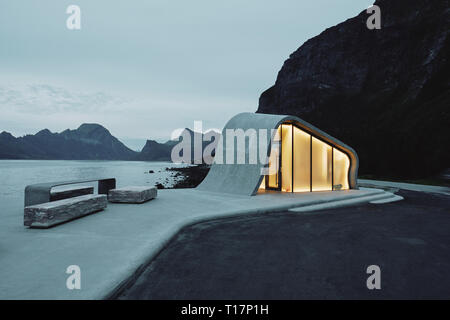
xmin=196 ymin=112 xmax=359 ymax=196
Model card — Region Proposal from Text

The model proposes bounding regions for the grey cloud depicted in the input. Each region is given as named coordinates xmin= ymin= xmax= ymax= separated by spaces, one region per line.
xmin=0 ymin=84 xmax=130 ymax=115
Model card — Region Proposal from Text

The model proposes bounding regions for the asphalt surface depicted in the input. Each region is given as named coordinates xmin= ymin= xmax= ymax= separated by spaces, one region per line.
xmin=117 ymin=190 xmax=450 ymax=299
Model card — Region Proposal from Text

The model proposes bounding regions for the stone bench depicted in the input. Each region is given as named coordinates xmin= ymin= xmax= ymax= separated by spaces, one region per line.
xmin=25 ymin=178 xmax=115 ymax=207
xmin=24 ymin=194 xmax=107 ymax=228
xmin=108 ymin=186 xmax=157 ymax=204
xmin=50 ymin=185 xmax=94 ymax=201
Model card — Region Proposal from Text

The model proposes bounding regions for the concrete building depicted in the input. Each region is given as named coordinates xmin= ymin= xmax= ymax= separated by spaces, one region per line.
xmin=198 ymin=112 xmax=358 ymax=196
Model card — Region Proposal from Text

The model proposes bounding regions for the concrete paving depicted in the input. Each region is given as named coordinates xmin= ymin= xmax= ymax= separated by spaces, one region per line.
xmin=288 ymin=190 xmax=399 ymax=213
xmin=0 ymin=187 xmax=386 ymax=299
xmin=358 ymin=179 xmax=450 ymax=195
xmin=370 ymin=194 xmax=404 ymax=204
xmin=116 ymin=190 xmax=450 ymax=300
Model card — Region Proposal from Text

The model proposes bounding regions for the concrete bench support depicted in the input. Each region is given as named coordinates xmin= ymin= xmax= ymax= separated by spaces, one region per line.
xmin=108 ymin=186 xmax=157 ymax=204
xmin=24 ymin=178 xmax=115 ymax=207
xmin=24 ymin=194 xmax=107 ymax=228
xmin=50 ymin=186 xmax=94 ymax=202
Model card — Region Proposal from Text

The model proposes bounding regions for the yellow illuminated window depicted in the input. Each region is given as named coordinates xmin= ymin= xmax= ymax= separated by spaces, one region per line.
xmin=311 ymin=137 xmax=332 ymax=191
xmin=267 ymin=127 xmax=281 ymax=189
xmin=281 ymin=124 xmax=292 ymax=192
xmin=261 ymin=122 xmax=350 ymax=193
xmin=333 ymin=148 xmax=350 ymax=190
xmin=258 ymin=178 xmax=266 ymax=190
xmin=293 ymin=126 xmax=311 ymax=192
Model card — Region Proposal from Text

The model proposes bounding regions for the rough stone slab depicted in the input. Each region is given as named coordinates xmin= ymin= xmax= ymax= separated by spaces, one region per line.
xmin=24 ymin=194 xmax=107 ymax=228
xmin=108 ymin=186 xmax=157 ymax=204
xmin=50 ymin=185 xmax=94 ymax=202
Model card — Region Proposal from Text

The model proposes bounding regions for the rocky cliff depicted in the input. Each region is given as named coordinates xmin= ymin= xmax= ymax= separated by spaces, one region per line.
xmin=258 ymin=0 xmax=450 ymax=179
xmin=135 ymin=139 xmax=176 ymax=161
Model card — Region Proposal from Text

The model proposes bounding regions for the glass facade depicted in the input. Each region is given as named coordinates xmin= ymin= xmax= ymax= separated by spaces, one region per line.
xmin=266 ymin=126 xmax=280 ymax=189
xmin=260 ymin=122 xmax=350 ymax=193
xmin=311 ymin=137 xmax=332 ymax=191
xmin=333 ymin=148 xmax=350 ymax=190
xmin=281 ymin=124 xmax=292 ymax=192
xmin=293 ymin=126 xmax=311 ymax=192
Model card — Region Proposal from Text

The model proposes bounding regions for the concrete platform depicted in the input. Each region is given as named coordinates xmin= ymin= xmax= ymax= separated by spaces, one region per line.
xmin=0 ymin=187 xmax=387 ymax=299
xmin=117 ymin=190 xmax=450 ymax=300
xmin=358 ymin=179 xmax=450 ymax=195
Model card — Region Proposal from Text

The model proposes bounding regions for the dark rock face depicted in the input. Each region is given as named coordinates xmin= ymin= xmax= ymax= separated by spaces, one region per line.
xmin=258 ymin=0 xmax=450 ymax=179
xmin=168 ymin=164 xmax=211 ymax=189
xmin=135 ymin=139 xmax=175 ymax=161
xmin=0 ymin=124 xmax=137 ymax=160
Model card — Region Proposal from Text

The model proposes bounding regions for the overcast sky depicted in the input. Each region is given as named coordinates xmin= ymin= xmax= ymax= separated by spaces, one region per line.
xmin=0 ymin=0 xmax=367 ymax=150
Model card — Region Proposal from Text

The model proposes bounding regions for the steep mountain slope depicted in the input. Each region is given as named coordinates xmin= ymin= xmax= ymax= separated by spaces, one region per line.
xmin=135 ymin=139 xmax=176 ymax=161
xmin=0 ymin=124 xmax=137 ymax=160
xmin=258 ymin=0 xmax=450 ymax=179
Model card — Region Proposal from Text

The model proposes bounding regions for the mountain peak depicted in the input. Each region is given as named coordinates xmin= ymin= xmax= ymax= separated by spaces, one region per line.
xmin=0 ymin=131 xmax=15 ymax=138
xmin=36 ymin=129 xmax=53 ymax=136
xmin=143 ymin=139 xmax=159 ymax=146
xmin=135 ymin=139 xmax=173 ymax=161
xmin=77 ymin=123 xmax=108 ymax=133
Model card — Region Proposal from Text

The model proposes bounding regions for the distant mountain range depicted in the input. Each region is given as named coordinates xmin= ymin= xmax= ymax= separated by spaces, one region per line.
xmin=0 ymin=124 xmax=137 ymax=160
xmin=257 ymin=0 xmax=449 ymax=179
xmin=0 ymin=124 xmax=218 ymax=163
xmin=135 ymin=128 xmax=218 ymax=162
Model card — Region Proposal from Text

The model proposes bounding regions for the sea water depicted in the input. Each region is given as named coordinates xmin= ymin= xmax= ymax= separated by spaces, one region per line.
xmin=0 ymin=160 xmax=187 ymax=216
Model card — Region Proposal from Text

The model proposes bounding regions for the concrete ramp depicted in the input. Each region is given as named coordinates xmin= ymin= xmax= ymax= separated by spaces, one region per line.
xmin=288 ymin=188 xmax=402 ymax=213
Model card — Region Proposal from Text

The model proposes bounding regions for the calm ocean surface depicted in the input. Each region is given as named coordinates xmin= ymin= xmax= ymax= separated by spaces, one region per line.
xmin=0 ymin=160 xmax=187 ymax=215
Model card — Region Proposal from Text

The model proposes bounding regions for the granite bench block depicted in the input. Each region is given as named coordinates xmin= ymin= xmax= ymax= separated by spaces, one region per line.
xmin=108 ymin=186 xmax=157 ymax=203
xmin=50 ymin=185 xmax=94 ymax=202
xmin=24 ymin=194 xmax=107 ymax=228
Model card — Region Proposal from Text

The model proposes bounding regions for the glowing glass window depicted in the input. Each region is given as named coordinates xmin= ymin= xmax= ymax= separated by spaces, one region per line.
xmin=293 ymin=126 xmax=311 ymax=192
xmin=311 ymin=137 xmax=332 ymax=191
xmin=281 ymin=124 xmax=292 ymax=192
xmin=333 ymin=148 xmax=350 ymax=190
xmin=267 ymin=127 xmax=281 ymax=189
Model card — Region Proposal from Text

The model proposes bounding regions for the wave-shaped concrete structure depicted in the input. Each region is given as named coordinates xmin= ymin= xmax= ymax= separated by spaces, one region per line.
xmin=197 ymin=112 xmax=359 ymax=196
